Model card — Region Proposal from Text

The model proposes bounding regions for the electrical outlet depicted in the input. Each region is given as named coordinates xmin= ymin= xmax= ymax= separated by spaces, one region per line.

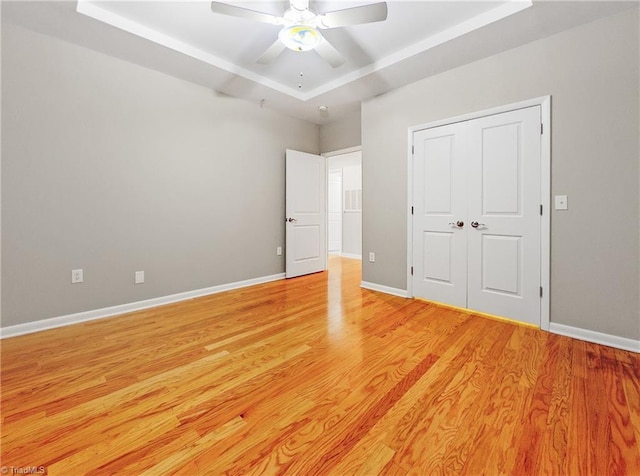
xmin=554 ymin=195 xmax=568 ymax=210
xmin=276 ymin=246 xmax=283 ymax=256
xmin=369 ymin=252 xmax=375 ymax=263
xmin=71 ymin=269 xmax=83 ymax=284
xmin=135 ymin=271 xmax=145 ymax=284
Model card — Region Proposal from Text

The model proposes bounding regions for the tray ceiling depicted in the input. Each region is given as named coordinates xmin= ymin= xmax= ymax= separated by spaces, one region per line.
xmin=3 ymin=1 xmax=637 ymax=124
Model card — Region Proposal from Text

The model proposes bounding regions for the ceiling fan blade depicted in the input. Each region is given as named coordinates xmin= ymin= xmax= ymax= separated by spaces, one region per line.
xmin=315 ymin=36 xmax=345 ymax=68
xmin=210 ymin=2 xmax=279 ymax=24
xmin=257 ymin=39 xmax=287 ymax=65
xmin=318 ymin=2 xmax=388 ymax=29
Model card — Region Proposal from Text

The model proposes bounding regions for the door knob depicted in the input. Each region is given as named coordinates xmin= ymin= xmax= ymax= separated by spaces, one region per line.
xmin=448 ymin=221 xmax=464 ymax=228
xmin=286 ymin=217 xmax=297 ymax=223
xmin=471 ymin=221 xmax=485 ymax=228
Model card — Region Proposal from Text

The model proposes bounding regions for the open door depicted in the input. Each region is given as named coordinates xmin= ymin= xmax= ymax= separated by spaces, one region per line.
xmin=285 ymin=149 xmax=326 ymax=278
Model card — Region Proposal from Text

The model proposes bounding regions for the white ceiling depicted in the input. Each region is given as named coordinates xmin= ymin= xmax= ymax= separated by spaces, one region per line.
xmin=76 ymin=0 xmax=532 ymax=99
xmin=3 ymin=1 xmax=638 ymax=124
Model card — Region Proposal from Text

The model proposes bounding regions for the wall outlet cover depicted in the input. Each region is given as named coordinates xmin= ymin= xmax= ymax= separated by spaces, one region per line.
xmin=555 ymin=195 xmax=568 ymax=210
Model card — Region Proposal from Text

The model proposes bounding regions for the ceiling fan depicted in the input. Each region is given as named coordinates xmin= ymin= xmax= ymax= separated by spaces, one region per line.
xmin=210 ymin=0 xmax=388 ymax=68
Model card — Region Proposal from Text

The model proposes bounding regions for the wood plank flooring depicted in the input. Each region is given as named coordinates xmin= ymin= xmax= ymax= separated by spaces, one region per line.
xmin=2 ymin=256 xmax=639 ymax=475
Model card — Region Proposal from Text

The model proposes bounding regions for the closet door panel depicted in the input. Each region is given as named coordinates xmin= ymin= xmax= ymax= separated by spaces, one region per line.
xmin=412 ymin=123 xmax=467 ymax=307
xmin=466 ymin=106 xmax=541 ymax=326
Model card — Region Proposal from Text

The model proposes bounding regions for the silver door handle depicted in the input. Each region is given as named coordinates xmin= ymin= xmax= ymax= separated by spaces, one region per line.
xmin=286 ymin=217 xmax=297 ymax=223
xmin=471 ymin=221 xmax=485 ymax=228
xmin=448 ymin=221 xmax=464 ymax=228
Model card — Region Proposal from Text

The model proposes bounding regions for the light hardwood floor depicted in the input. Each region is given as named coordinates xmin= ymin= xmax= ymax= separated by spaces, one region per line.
xmin=2 ymin=256 xmax=639 ymax=475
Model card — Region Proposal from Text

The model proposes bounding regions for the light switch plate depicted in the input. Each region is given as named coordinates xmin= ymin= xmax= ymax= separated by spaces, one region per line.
xmin=71 ymin=269 xmax=83 ymax=284
xmin=555 ymin=195 xmax=568 ymax=210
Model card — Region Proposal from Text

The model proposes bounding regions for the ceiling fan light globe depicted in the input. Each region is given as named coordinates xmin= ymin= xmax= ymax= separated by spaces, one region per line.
xmin=278 ymin=25 xmax=321 ymax=52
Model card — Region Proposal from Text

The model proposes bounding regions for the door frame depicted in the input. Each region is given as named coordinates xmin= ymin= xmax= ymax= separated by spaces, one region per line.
xmin=406 ymin=96 xmax=551 ymax=330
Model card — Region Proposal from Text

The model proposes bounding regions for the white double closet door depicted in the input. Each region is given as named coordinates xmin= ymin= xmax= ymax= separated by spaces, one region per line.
xmin=412 ymin=106 xmax=542 ymax=326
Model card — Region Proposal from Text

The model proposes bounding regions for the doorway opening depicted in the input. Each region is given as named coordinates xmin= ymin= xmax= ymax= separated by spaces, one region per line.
xmin=326 ymin=149 xmax=362 ymax=260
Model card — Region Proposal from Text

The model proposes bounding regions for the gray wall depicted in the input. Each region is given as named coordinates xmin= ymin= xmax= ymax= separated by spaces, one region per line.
xmin=362 ymin=8 xmax=640 ymax=339
xmin=320 ymin=109 xmax=361 ymax=153
xmin=2 ymin=23 xmax=319 ymax=327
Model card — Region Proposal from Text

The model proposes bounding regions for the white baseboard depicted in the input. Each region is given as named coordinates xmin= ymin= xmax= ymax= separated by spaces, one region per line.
xmin=549 ymin=322 xmax=640 ymax=353
xmin=0 ymin=273 xmax=285 ymax=339
xmin=340 ymin=253 xmax=362 ymax=260
xmin=360 ymin=281 xmax=409 ymax=298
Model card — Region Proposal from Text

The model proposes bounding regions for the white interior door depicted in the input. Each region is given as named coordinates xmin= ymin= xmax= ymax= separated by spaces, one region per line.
xmin=466 ymin=107 xmax=541 ymax=325
xmin=412 ymin=106 xmax=542 ymax=326
xmin=327 ymin=170 xmax=342 ymax=253
xmin=285 ymin=149 xmax=326 ymax=278
xmin=412 ymin=122 xmax=468 ymax=307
